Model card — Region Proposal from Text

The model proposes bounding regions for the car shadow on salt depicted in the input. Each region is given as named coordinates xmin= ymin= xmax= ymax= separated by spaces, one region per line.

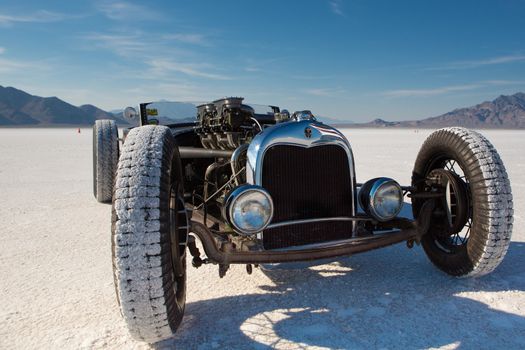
xmin=154 ymin=241 xmax=525 ymax=349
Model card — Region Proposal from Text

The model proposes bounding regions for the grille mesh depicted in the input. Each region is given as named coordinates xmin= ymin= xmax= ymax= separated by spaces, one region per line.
xmin=262 ymin=144 xmax=354 ymax=249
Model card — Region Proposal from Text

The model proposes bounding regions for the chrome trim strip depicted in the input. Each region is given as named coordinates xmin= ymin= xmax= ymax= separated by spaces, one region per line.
xmin=266 ymin=216 xmax=372 ymax=230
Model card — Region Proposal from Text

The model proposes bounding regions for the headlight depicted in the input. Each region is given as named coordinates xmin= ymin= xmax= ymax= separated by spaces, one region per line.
xmin=224 ymin=185 xmax=274 ymax=234
xmin=359 ymin=177 xmax=403 ymax=221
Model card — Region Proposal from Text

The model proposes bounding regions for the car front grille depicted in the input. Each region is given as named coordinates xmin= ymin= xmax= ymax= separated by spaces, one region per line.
xmin=261 ymin=144 xmax=354 ymax=250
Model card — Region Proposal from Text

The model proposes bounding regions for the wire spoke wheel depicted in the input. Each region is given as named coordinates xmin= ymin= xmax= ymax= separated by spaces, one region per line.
xmin=412 ymin=127 xmax=513 ymax=277
xmin=169 ymin=184 xmax=188 ymax=313
xmin=429 ymin=159 xmax=471 ymax=253
xmin=444 ymin=159 xmax=472 ymax=247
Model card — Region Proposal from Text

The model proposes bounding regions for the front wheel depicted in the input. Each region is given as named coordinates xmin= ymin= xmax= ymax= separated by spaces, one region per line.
xmin=412 ymin=127 xmax=513 ymax=277
xmin=112 ymin=125 xmax=188 ymax=343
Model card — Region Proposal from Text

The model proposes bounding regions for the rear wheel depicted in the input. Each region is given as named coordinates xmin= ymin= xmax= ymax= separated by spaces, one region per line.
xmin=412 ymin=127 xmax=513 ymax=277
xmin=93 ymin=119 xmax=119 ymax=203
xmin=112 ymin=125 xmax=188 ymax=343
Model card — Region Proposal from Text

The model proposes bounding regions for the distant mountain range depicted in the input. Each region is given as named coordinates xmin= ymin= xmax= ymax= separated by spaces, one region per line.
xmin=1 ymin=86 xmax=524 ymax=128
xmin=0 ymin=86 xmax=129 ymax=126
xmin=354 ymin=92 xmax=525 ymax=129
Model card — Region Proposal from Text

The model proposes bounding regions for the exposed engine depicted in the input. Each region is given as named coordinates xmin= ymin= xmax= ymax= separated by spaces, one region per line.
xmin=191 ymin=97 xmax=291 ymax=231
xmin=183 ymin=98 xmax=327 ymax=274
xmin=195 ymin=97 xmax=288 ymax=150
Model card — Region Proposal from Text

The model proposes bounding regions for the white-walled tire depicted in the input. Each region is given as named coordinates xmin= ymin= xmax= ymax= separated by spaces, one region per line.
xmin=412 ymin=127 xmax=513 ymax=277
xmin=93 ymin=119 xmax=119 ymax=203
xmin=112 ymin=125 xmax=187 ymax=343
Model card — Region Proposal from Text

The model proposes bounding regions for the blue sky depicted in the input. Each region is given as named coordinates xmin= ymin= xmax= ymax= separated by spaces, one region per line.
xmin=1 ymin=0 xmax=524 ymax=122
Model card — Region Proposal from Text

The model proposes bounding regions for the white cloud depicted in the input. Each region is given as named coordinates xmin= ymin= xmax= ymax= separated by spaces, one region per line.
xmin=305 ymin=88 xmax=346 ymax=96
xmin=0 ymin=58 xmax=26 ymax=73
xmin=291 ymin=74 xmax=338 ymax=80
xmin=96 ymin=1 xmax=160 ymax=20
xmin=82 ymin=30 xmax=230 ymax=81
xmin=384 ymin=84 xmax=481 ymax=97
xmin=0 ymin=10 xmax=71 ymax=26
xmin=0 ymin=47 xmax=5 ymax=54
xmin=82 ymin=30 xmax=196 ymax=59
xmin=164 ymin=33 xmax=208 ymax=46
xmin=0 ymin=57 xmax=49 ymax=73
xmin=474 ymin=55 xmax=525 ymax=65
xmin=82 ymin=32 xmax=150 ymax=57
xmin=147 ymin=59 xmax=231 ymax=80
xmin=239 ymin=57 xmax=282 ymax=75
xmin=383 ymin=80 xmax=525 ymax=97
xmin=425 ymin=54 xmax=525 ymax=71
xmin=329 ymin=0 xmax=345 ymax=16
xmin=139 ymin=82 xmax=210 ymax=101
xmin=483 ymin=79 xmax=525 ymax=85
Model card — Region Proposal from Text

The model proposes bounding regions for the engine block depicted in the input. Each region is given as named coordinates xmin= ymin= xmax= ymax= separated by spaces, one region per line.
xmin=196 ymin=97 xmax=288 ymax=150
xmin=196 ymin=97 xmax=255 ymax=150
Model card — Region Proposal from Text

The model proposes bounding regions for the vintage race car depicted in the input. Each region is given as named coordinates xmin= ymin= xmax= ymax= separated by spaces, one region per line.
xmin=92 ymin=97 xmax=513 ymax=343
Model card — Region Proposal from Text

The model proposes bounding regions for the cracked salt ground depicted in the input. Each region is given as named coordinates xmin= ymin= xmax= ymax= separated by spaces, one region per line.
xmin=0 ymin=128 xmax=524 ymax=349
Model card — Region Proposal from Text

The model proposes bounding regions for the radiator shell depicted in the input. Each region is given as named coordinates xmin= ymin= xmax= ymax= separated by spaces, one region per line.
xmin=246 ymin=120 xmax=357 ymax=249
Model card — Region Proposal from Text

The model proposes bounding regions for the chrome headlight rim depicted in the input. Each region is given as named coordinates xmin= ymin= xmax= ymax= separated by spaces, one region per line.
xmin=360 ymin=177 xmax=403 ymax=222
xmin=224 ymin=184 xmax=274 ymax=235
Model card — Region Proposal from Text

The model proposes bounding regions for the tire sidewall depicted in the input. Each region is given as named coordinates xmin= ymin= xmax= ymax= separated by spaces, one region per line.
xmin=111 ymin=126 xmax=187 ymax=341
xmin=412 ymin=129 xmax=487 ymax=276
xmin=93 ymin=119 xmax=119 ymax=203
xmin=92 ymin=123 xmax=98 ymax=199
xmin=148 ymin=129 xmax=187 ymax=331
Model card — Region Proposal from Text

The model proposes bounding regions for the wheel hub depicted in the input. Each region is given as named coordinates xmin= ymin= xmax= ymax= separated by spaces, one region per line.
xmin=427 ymin=168 xmax=470 ymax=237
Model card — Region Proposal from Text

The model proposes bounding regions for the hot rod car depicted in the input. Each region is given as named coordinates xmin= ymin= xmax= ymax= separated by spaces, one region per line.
xmin=92 ymin=97 xmax=513 ymax=343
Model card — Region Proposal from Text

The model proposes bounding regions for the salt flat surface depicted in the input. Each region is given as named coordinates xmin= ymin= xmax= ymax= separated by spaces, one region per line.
xmin=0 ymin=128 xmax=524 ymax=349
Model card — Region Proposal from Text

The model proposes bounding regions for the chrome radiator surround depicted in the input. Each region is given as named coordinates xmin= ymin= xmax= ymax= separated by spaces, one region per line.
xmin=246 ymin=120 xmax=358 ymax=241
